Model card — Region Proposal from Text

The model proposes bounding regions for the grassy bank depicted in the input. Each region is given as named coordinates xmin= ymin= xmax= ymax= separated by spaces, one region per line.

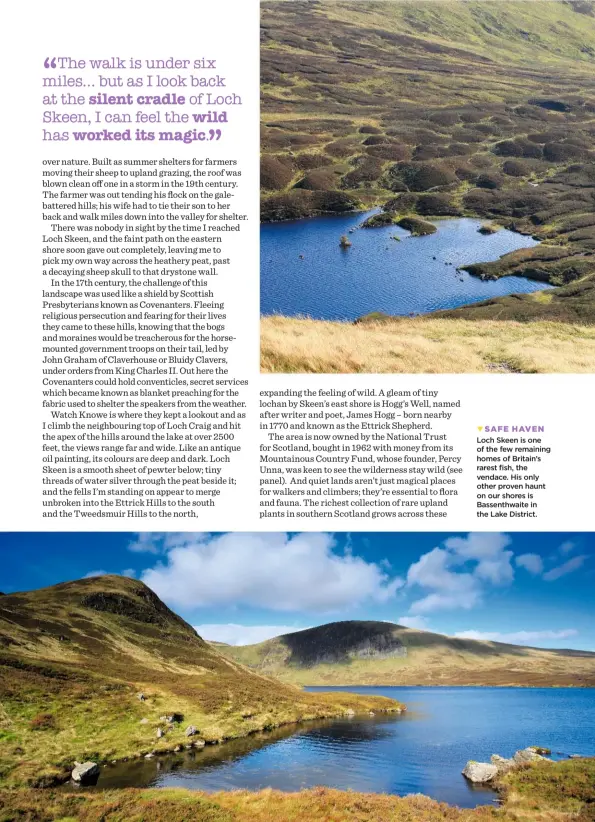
xmin=0 ymin=758 xmax=593 ymax=821
xmin=261 ymin=315 xmax=595 ymax=373
xmin=0 ymin=578 xmax=402 ymax=789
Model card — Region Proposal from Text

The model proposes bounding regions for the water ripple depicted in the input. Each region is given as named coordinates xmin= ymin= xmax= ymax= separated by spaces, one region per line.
xmin=94 ymin=687 xmax=595 ymax=809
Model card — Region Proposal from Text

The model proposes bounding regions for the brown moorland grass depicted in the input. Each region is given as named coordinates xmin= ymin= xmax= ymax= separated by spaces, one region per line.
xmin=261 ymin=315 xmax=595 ymax=373
xmin=0 ymin=758 xmax=593 ymax=822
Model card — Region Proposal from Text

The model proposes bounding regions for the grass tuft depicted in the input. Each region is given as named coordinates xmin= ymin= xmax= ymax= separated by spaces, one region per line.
xmin=261 ymin=315 xmax=595 ymax=374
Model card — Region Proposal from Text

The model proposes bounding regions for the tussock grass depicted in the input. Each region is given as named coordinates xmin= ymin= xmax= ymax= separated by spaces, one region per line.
xmin=261 ymin=315 xmax=595 ymax=373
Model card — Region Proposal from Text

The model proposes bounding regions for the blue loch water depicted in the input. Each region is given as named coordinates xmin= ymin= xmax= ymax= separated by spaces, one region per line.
xmin=90 ymin=687 xmax=594 ymax=808
xmin=261 ymin=212 xmax=549 ymax=321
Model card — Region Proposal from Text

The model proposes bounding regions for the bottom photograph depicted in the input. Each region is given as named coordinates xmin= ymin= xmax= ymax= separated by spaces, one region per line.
xmin=0 ymin=531 xmax=594 ymax=821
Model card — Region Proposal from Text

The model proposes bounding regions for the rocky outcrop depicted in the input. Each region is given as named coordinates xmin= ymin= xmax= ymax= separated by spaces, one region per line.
xmin=462 ymin=761 xmax=498 ymax=783
xmin=280 ymin=622 xmax=409 ymax=667
xmin=464 ymin=747 xmax=551 ymax=784
xmin=491 ymin=754 xmax=514 ymax=774
xmin=513 ymin=747 xmax=546 ymax=765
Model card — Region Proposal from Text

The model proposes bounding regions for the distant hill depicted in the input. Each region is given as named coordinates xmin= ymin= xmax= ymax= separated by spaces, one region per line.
xmin=221 ymin=620 xmax=595 ymax=687
xmin=0 ymin=579 xmax=400 ymax=787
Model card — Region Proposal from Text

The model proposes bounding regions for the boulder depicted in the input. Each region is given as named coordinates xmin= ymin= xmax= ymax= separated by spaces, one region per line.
xmin=71 ymin=761 xmax=100 ymax=785
xmin=513 ymin=747 xmax=545 ymax=765
xmin=194 ymin=739 xmax=206 ymax=748
xmin=156 ymin=728 xmax=164 ymax=739
xmin=185 ymin=725 xmax=198 ymax=737
xmin=529 ymin=746 xmax=551 ymax=756
xmin=462 ymin=761 xmax=498 ymax=783
xmin=491 ymin=754 xmax=514 ymax=774
xmin=344 ymin=709 xmax=356 ymax=717
xmin=137 ymin=692 xmax=145 ymax=702
xmin=139 ymin=718 xmax=148 ymax=725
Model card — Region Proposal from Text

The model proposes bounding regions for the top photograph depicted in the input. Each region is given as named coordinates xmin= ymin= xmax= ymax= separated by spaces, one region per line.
xmin=259 ymin=0 xmax=595 ymax=374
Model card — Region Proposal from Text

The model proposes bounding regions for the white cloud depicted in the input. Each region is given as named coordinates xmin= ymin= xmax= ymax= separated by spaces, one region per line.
xmin=128 ymin=533 xmax=166 ymax=554
xmin=139 ymin=532 xmax=404 ymax=612
xmin=515 ymin=553 xmax=544 ymax=575
xmin=454 ymin=629 xmax=578 ymax=645
xmin=444 ymin=533 xmax=514 ymax=585
xmin=84 ymin=570 xmax=107 ymax=578
xmin=405 ymin=534 xmax=514 ymax=615
xmin=398 ymin=615 xmax=430 ymax=630
xmin=195 ymin=623 xmax=306 ymax=646
xmin=543 ymin=555 xmax=587 ymax=582
xmin=406 ymin=547 xmax=482 ymax=614
xmin=559 ymin=541 xmax=576 ymax=555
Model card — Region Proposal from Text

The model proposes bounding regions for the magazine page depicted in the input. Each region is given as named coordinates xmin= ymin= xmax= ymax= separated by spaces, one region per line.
xmin=0 ymin=1 xmax=594 ymax=820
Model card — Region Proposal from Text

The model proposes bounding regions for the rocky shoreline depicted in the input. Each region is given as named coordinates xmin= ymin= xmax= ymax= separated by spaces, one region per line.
xmin=462 ymin=745 xmax=583 ymax=784
xmin=59 ymin=705 xmax=406 ymax=788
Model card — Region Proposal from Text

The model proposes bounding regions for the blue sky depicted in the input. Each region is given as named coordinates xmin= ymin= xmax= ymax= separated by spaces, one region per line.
xmin=0 ymin=532 xmax=593 ymax=650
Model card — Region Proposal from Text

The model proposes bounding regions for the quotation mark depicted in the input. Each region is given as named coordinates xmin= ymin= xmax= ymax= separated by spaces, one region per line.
xmin=209 ymin=129 xmax=222 ymax=141
xmin=44 ymin=57 xmax=57 ymax=69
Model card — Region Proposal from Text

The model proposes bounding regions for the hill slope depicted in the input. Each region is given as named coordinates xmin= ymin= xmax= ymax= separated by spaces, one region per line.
xmin=0 ymin=578 xmax=401 ymax=787
xmin=221 ymin=620 xmax=595 ymax=686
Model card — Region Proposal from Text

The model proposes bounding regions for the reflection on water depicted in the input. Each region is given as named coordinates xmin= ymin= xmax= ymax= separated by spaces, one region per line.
xmin=261 ymin=213 xmax=548 ymax=321
xmin=73 ymin=687 xmax=595 ymax=809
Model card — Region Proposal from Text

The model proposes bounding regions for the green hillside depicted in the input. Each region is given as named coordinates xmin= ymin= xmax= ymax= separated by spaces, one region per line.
xmin=221 ymin=620 xmax=595 ymax=686
xmin=0 ymin=579 xmax=401 ymax=788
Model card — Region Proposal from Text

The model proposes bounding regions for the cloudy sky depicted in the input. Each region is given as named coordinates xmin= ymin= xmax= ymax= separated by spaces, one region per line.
xmin=1 ymin=531 xmax=593 ymax=650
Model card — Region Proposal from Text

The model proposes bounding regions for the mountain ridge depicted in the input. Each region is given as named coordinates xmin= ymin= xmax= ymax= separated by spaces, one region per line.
xmin=220 ymin=619 xmax=595 ymax=687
